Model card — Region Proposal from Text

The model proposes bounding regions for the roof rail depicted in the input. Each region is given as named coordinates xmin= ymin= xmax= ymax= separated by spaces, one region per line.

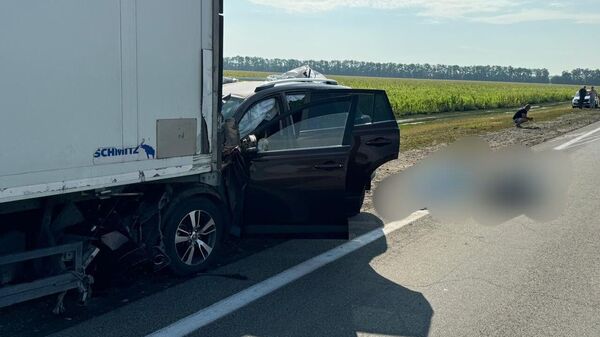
xmin=254 ymin=78 xmax=339 ymax=92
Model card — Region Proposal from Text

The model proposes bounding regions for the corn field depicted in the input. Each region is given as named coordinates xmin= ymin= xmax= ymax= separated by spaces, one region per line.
xmin=224 ymin=70 xmax=578 ymax=117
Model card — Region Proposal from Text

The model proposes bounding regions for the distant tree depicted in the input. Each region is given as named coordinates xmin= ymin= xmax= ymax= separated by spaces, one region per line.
xmin=224 ymin=56 xmax=553 ymax=84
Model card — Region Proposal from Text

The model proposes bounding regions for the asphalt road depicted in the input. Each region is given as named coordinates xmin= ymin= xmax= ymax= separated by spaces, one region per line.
xmin=6 ymin=122 xmax=600 ymax=337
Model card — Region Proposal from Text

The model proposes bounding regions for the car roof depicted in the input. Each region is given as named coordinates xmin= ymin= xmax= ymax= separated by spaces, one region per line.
xmin=222 ymin=80 xmax=349 ymax=100
xmin=222 ymin=81 xmax=266 ymax=99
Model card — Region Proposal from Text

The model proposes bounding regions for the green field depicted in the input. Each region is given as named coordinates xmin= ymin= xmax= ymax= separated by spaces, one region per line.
xmin=224 ymin=70 xmax=578 ymax=117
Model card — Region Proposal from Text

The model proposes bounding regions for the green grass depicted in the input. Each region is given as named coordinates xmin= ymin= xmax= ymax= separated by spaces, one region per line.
xmin=399 ymin=103 xmax=576 ymax=151
xmin=224 ymin=70 xmax=578 ymax=117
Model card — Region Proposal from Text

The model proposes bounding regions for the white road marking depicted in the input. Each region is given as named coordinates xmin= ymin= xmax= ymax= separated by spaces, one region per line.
xmin=554 ymin=126 xmax=600 ymax=150
xmin=147 ymin=210 xmax=430 ymax=337
xmin=559 ymin=135 xmax=600 ymax=150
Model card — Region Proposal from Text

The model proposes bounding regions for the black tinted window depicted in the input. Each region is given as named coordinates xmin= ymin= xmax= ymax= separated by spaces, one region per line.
xmin=300 ymin=100 xmax=352 ymax=130
xmin=354 ymin=94 xmax=374 ymax=125
xmin=257 ymin=100 xmax=351 ymax=152
xmin=373 ymin=93 xmax=395 ymax=122
xmin=313 ymin=91 xmax=395 ymax=124
xmin=286 ymin=93 xmax=309 ymax=112
xmin=311 ymin=91 xmax=348 ymax=103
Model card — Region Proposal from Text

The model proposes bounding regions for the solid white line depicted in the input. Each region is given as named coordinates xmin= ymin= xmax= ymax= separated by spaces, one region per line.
xmin=558 ymin=135 xmax=600 ymax=150
xmin=554 ymin=125 xmax=600 ymax=150
xmin=147 ymin=210 xmax=430 ymax=337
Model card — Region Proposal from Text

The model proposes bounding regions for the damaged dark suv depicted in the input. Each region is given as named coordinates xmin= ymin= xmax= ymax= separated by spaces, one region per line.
xmin=222 ymin=79 xmax=399 ymax=237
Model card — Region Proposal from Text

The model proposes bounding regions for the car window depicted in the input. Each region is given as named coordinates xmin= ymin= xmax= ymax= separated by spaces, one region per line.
xmin=292 ymin=91 xmax=351 ymax=126
xmin=221 ymin=96 xmax=243 ymax=120
xmin=354 ymin=94 xmax=374 ymax=125
xmin=300 ymin=100 xmax=352 ymax=131
xmin=373 ymin=92 xmax=395 ymax=122
xmin=311 ymin=90 xmax=395 ymax=124
xmin=257 ymin=100 xmax=351 ymax=153
xmin=311 ymin=91 xmax=348 ymax=102
xmin=286 ymin=93 xmax=309 ymax=111
xmin=239 ymin=97 xmax=281 ymax=139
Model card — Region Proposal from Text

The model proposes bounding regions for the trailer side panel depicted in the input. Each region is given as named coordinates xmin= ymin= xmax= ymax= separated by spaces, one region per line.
xmin=0 ymin=0 xmax=215 ymax=204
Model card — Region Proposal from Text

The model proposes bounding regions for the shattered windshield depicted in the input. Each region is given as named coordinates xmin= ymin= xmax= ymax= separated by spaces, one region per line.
xmin=239 ymin=98 xmax=280 ymax=138
xmin=221 ymin=96 xmax=244 ymax=120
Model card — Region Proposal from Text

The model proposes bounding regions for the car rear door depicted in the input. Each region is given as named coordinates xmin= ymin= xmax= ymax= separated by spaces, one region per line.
xmin=311 ymin=90 xmax=399 ymax=215
xmin=240 ymin=93 xmax=357 ymax=238
xmin=345 ymin=90 xmax=399 ymax=214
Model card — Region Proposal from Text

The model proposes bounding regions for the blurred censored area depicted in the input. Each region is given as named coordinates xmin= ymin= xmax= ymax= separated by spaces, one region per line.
xmin=374 ymin=137 xmax=572 ymax=226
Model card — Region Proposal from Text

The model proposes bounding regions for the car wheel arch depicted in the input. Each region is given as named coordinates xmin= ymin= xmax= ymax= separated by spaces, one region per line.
xmin=162 ymin=183 xmax=231 ymax=230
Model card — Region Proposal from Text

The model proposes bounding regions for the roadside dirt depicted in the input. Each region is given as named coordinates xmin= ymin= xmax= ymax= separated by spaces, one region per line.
xmin=362 ymin=109 xmax=600 ymax=214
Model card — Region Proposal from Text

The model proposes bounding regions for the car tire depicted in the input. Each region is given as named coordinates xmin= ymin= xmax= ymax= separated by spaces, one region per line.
xmin=163 ymin=196 xmax=225 ymax=276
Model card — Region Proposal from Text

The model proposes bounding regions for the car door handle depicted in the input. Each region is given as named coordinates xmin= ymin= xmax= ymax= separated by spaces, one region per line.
xmin=366 ymin=137 xmax=392 ymax=146
xmin=314 ymin=162 xmax=345 ymax=170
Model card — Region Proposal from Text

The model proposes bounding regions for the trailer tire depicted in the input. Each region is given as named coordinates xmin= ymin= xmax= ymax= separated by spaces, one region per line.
xmin=163 ymin=196 xmax=225 ymax=276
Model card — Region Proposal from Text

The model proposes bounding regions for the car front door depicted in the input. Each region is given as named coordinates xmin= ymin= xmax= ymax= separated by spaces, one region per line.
xmin=240 ymin=94 xmax=357 ymax=238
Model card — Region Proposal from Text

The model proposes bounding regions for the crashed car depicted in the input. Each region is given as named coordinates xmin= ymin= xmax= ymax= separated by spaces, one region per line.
xmin=71 ymin=78 xmax=400 ymax=277
xmin=0 ymin=77 xmax=400 ymax=294
xmin=572 ymin=91 xmax=599 ymax=108
xmin=221 ymin=77 xmax=400 ymax=236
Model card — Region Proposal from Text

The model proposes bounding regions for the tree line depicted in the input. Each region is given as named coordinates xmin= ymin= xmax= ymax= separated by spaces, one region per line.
xmin=225 ymin=56 xmax=599 ymax=85
xmin=550 ymin=69 xmax=600 ymax=85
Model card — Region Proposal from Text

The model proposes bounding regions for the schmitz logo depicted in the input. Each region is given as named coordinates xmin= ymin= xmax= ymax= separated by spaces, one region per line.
xmin=93 ymin=140 xmax=155 ymax=164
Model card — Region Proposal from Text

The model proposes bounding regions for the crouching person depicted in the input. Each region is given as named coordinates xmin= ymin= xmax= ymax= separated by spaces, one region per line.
xmin=513 ymin=104 xmax=533 ymax=128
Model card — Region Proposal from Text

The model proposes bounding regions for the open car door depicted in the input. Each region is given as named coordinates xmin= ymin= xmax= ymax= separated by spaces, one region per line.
xmin=240 ymin=93 xmax=357 ymax=239
xmin=345 ymin=90 xmax=400 ymax=215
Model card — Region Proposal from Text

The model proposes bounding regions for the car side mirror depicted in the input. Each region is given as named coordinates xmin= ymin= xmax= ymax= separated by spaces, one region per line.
xmin=241 ymin=134 xmax=258 ymax=153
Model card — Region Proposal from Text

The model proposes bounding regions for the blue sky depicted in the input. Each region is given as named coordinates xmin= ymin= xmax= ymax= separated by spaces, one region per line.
xmin=224 ymin=0 xmax=600 ymax=75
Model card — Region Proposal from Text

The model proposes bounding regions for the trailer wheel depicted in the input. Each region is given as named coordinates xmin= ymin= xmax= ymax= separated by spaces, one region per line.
xmin=163 ymin=197 xmax=224 ymax=276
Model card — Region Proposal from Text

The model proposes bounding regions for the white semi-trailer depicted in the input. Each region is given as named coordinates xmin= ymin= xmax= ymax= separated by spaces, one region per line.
xmin=0 ymin=0 xmax=225 ymax=310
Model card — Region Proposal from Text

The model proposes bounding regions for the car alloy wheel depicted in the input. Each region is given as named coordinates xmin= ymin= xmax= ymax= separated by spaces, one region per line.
xmin=175 ymin=210 xmax=217 ymax=266
xmin=163 ymin=196 xmax=225 ymax=276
